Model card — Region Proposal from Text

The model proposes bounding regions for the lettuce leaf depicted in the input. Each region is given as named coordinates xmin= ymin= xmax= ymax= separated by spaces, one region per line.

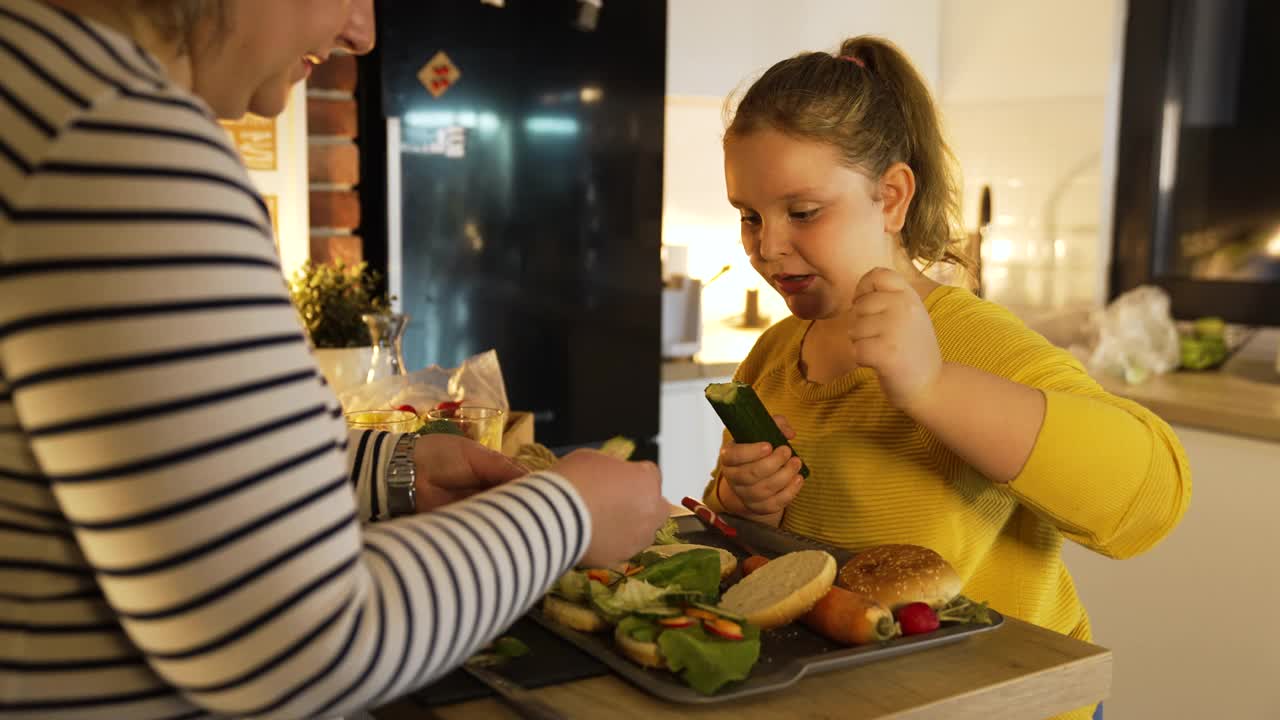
xmin=616 ymin=614 xmax=762 ymax=695
xmin=632 ymin=548 xmax=721 ymax=601
xmin=617 ymin=615 xmax=660 ymax=643
xmin=590 ymin=579 xmax=669 ymax=624
xmin=550 ymin=570 xmax=590 ymax=603
xmin=657 ymin=619 xmax=761 ymax=695
xmin=652 ymin=517 xmax=682 ymax=545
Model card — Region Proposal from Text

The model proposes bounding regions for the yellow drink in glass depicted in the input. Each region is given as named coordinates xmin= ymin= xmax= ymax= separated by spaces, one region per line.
xmin=425 ymin=406 xmax=504 ymax=451
xmin=345 ymin=409 xmax=419 ymax=433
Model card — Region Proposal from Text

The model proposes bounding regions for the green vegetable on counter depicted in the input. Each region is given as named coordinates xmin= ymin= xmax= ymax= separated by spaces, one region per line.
xmin=1180 ymin=316 xmax=1228 ymax=371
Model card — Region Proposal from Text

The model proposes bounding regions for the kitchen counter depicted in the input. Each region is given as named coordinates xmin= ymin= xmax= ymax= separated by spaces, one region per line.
xmin=666 ymin=327 xmax=1280 ymax=444
xmin=373 ymin=613 xmax=1111 ymax=720
xmin=662 ymin=358 xmax=739 ymax=383
xmin=1096 ymin=329 xmax=1280 ymax=443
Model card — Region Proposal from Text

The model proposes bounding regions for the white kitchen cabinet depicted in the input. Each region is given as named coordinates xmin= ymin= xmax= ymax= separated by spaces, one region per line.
xmin=1062 ymin=425 xmax=1280 ymax=719
xmin=657 ymin=375 xmax=733 ymax=504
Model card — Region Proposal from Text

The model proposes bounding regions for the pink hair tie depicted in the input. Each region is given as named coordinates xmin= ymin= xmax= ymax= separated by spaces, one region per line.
xmin=839 ymin=54 xmax=866 ymax=68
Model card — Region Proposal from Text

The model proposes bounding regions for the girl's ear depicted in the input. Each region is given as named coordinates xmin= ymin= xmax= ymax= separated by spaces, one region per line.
xmin=878 ymin=162 xmax=916 ymax=234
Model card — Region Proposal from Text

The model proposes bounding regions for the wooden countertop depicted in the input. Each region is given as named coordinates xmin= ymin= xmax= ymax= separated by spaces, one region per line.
xmin=374 ymin=615 xmax=1111 ymax=720
xmin=662 ymin=359 xmax=739 ymax=383
xmin=1097 ymin=330 xmax=1280 ymax=443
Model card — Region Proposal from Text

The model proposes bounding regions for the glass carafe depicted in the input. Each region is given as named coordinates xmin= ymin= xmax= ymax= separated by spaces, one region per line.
xmin=362 ymin=312 xmax=410 ymax=384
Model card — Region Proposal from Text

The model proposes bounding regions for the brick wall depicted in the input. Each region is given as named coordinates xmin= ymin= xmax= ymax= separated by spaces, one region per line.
xmin=307 ymin=54 xmax=363 ymax=266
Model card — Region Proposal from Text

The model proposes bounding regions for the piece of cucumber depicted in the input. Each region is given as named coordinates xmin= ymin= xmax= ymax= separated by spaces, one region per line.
xmin=689 ymin=601 xmax=747 ymax=624
xmin=704 ymin=382 xmax=809 ymax=478
xmin=632 ymin=605 xmax=683 ymax=619
xmin=661 ymin=590 xmax=707 ymax=605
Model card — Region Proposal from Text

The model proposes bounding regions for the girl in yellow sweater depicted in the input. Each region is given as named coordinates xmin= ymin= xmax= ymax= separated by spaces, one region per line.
xmin=702 ymin=36 xmax=1191 ymax=720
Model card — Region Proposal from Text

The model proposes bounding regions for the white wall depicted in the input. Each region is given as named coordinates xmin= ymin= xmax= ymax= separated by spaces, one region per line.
xmin=1062 ymin=425 xmax=1280 ymax=719
xmin=938 ymin=0 xmax=1117 ymax=104
xmin=257 ymin=82 xmax=311 ymax=279
xmin=938 ymin=0 xmax=1123 ymax=312
xmin=664 ymin=0 xmax=944 ymax=362
xmin=667 ymin=0 xmax=941 ymax=97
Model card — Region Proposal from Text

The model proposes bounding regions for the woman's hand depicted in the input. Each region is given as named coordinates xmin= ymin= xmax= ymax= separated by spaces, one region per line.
xmin=716 ymin=414 xmax=803 ymax=522
xmin=411 ymin=433 xmax=526 ymax=512
xmin=551 ymin=450 xmax=669 ymax=568
xmin=847 ymin=267 xmax=943 ymax=413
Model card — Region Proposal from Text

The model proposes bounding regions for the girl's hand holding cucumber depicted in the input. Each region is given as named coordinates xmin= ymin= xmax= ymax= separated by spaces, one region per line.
xmin=716 ymin=413 xmax=805 ymax=521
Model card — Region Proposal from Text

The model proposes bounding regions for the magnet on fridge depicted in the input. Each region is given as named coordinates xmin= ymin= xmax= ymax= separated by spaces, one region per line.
xmin=418 ymin=51 xmax=461 ymax=99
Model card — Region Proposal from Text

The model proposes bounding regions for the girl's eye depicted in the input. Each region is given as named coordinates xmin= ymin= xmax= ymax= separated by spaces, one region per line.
xmin=739 ymin=213 xmax=761 ymax=226
xmin=790 ymin=209 xmax=819 ymax=222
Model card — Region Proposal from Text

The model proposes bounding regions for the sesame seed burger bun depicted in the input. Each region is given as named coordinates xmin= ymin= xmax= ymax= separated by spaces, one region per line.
xmin=835 ymin=544 xmax=962 ymax=611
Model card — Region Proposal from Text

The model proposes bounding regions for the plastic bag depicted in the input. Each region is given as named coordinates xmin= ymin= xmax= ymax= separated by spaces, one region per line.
xmin=338 ymin=349 xmax=510 ymax=414
xmin=1071 ymin=285 xmax=1180 ymax=384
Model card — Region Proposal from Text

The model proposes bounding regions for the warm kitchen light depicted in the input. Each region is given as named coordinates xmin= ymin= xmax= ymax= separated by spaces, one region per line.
xmin=987 ymin=236 xmax=1013 ymax=263
xmin=1158 ymin=99 xmax=1182 ymax=193
xmin=580 ymin=86 xmax=604 ymax=103
xmin=1266 ymin=227 xmax=1280 ymax=257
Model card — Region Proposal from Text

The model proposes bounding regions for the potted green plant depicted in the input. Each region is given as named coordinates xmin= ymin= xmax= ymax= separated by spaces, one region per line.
xmin=288 ymin=260 xmax=390 ymax=395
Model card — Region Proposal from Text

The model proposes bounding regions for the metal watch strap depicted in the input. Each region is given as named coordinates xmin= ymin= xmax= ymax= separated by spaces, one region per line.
xmin=385 ymin=433 xmax=417 ymax=518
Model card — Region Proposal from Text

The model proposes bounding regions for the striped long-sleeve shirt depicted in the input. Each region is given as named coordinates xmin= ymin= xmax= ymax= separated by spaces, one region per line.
xmin=0 ymin=1 xmax=591 ymax=717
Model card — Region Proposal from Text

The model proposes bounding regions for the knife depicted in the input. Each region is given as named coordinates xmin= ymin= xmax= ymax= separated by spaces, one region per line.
xmin=462 ymin=662 xmax=568 ymax=720
xmin=681 ymin=496 xmax=762 ymax=557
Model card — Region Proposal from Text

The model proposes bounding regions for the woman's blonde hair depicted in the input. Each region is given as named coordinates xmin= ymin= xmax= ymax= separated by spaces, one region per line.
xmin=136 ymin=0 xmax=226 ymax=52
xmin=725 ymin=35 xmax=971 ymax=273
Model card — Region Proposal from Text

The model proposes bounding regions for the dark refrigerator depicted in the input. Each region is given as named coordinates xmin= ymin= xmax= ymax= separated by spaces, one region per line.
xmin=359 ymin=1 xmax=666 ymax=456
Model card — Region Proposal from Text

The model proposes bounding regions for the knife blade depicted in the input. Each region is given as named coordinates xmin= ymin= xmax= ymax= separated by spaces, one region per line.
xmin=681 ymin=496 xmax=762 ymax=557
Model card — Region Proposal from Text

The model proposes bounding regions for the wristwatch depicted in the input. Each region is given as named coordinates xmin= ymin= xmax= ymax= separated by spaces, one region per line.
xmin=385 ymin=433 xmax=418 ymax=518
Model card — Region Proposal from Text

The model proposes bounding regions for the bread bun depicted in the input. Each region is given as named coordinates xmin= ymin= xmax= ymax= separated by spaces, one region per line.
xmin=636 ymin=544 xmax=738 ymax=580
xmin=614 ymin=622 xmax=665 ymax=669
xmin=542 ymin=595 xmax=609 ymax=633
xmin=719 ymin=550 xmax=835 ymax=629
xmin=835 ymin=544 xmax=962 ymax=611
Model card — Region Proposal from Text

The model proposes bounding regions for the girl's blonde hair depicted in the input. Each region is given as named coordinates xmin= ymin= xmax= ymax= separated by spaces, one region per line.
xmin=725 ymin=35 xmax=971 ymax=273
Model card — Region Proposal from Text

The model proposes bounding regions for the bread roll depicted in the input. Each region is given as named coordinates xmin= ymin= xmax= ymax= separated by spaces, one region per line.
xmin=719 ymin=550 xmax=835 ymax=629
xmin=542 ymin=595 xmax=609 ymax=633
xmin=835 ymin=544 xmax=962 ymax=611
xmin=614 ymin=622 xmax=665 ymax=669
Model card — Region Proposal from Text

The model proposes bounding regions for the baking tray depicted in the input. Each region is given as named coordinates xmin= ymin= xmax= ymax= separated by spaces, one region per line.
xmin=530 ymin=513 xmax=1004 ymax=704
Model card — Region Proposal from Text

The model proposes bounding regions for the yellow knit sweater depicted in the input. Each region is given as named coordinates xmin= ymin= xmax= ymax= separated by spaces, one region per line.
xmin=703 ymin=286 xmax=1192 ymax=720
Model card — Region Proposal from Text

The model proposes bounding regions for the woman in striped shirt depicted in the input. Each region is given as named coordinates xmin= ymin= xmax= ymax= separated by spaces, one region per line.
xmin=0 ymin=1 xmax=671 ymax=717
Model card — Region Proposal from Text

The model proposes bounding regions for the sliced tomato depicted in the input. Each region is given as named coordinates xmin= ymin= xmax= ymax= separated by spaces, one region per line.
xmin=435 ymin=400 xmax=462 ymax=412
xmin=395 ymin=404 xmax=418 ymax=415
xmin=703 ymin=618 xmax=744 ymax=641
xmin=657 ymin=616 xmax=695 ymax=629
xmin=684 ymin=608 xmax=718 ymax=622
